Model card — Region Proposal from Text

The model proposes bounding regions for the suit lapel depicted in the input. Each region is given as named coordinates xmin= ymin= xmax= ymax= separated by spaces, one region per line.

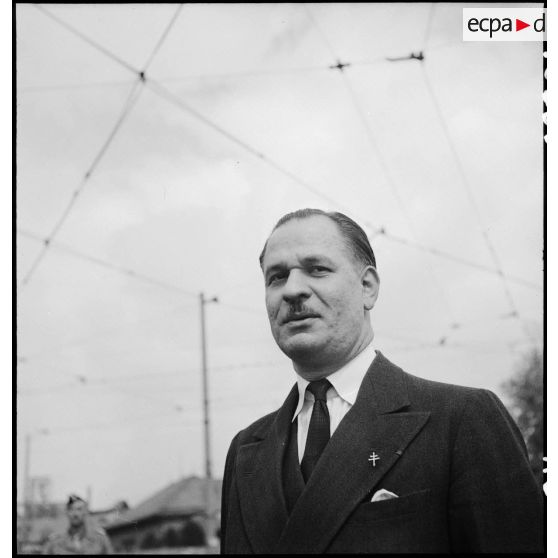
xmin=275 ymin=353 xmax=430 ymax=554
xmin=236 ymin=383 xmax=298 ymax=554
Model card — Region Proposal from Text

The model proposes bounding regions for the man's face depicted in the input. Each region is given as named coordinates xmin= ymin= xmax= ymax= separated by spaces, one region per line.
xmin=67 ymin=501 xmax=87 ymax=528
xmin=262 ymin=216 xmax=378 ymax=372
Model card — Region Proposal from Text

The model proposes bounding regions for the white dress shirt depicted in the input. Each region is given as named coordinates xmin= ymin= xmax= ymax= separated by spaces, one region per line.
xmin=292 ymin=341 xmax=377 ymax=462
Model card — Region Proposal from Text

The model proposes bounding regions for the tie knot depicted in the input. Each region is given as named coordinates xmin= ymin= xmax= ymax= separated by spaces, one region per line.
xmin=307 ymin=379 xmax=331 ymax=401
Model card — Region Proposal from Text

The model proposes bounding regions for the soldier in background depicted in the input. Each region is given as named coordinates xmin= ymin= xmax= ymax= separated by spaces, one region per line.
xmin=43 ymin=494 xmax=113 ymax=555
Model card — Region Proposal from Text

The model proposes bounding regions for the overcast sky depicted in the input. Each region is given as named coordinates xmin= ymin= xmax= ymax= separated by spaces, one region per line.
xmin=16 ymin=3 xmax=544 ymax=510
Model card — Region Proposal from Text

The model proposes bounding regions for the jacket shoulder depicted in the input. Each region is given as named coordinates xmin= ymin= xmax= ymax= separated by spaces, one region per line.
xmin=401 ymin=368 xmax=505 ymax=416
xmin=404 ymin=370 xmax=483 ymax=397
xmin=234 ymin=409 xmax=280 ymax=444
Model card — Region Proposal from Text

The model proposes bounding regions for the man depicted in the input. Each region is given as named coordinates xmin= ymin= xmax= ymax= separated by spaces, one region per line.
xmin=220 ymin=208 xmax=544 ymax=554
xmin=43 ymin=494 xmax=113 ymax=555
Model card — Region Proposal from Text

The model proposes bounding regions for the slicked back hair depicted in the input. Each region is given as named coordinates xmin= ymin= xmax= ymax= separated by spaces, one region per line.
xmin=259 ymin=208 xmax=376 ymax=271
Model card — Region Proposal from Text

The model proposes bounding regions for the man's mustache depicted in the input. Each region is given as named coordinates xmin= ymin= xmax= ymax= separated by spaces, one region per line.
xmin=283 ymin=302 xmax=320 ymax=323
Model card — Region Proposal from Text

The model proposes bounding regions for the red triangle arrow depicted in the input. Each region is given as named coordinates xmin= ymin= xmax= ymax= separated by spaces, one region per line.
xmin=516 ymin=18 xmax=530 ymax=31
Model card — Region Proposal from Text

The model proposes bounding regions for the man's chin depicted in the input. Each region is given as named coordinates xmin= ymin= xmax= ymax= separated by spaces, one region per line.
xmin=278 ymin=334 xmax=325 ymax=361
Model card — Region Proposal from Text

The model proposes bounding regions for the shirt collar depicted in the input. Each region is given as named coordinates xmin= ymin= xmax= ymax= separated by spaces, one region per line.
xmin=292 ymin=341 xmax=377 ymax=421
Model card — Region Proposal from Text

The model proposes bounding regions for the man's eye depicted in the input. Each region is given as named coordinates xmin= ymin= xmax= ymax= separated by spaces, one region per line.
xmin=268 ymin=273 xmax=286 ymax=285
xmin=310 ymin=266 xmax=329 ymax=274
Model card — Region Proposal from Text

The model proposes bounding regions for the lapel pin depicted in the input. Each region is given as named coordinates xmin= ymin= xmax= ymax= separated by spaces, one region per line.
xmin=368 ymin=452 xmax=380 ymax=467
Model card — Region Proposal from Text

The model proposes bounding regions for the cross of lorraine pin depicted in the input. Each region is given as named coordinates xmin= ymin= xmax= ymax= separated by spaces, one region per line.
xmin=368 ymin=452 xmax=380 ymax=467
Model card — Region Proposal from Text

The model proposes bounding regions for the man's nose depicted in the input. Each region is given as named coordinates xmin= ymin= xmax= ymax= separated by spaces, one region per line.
xmin=282 ymin=269 xmax=311 ymax=303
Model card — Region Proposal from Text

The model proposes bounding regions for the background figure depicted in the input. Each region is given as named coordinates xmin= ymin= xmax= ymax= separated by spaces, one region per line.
xmin=43 ymin=494 xmax=113 ymax=555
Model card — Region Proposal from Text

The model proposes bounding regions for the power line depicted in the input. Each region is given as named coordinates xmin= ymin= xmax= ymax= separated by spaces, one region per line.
xmin=17 ymin=63 xmax=363 ymax=94
xmin=38 ymin=409 xmax=188 ymax=436
xmin=141 ymin=4 xmax=183 ymax=73
xmin=299 ymin=8 xmax=539 ymax=304
xmin=19 ymin=360 xmax=287 ymax=396
xmin=301 ymin=4 xmax=337 ymax=60
xmin=18 ymin=303 xmax=196 ymax=364
xmin=144 ymin=78 xmax=358 ymax=214
xmin=34 ymin=4 xmax=140 ymax=76
xmin=20 ymin=4 xmax=181 ymax=95
xmin=31 ymin=3 xmax=369 ymax=218
xmin=419 ymin=65 xmax=538 ymax=347
xmin=19 ymin=77 xmax=144 ymax=287
xmin=422 ymin=3 xmax=436 ymax=50
xmin=18 ymin=229 xmax=198 ymax=298
xmin=374 ymin=228 xmax=541 ymax=291
xmin=155 ymin=63 xmax=338 ymax=81
xmin=17 ymin=60 xmax=385 ymax=94
xmin=18 ymin=79 xmax=133 ymax=93
xmin=303 ymin=4 xmax=459 ymax=328
xmin=17 ymin=45 xmax=455 ymax=94
xmin=26 ymin=7 xmax=542 ymax=295
xmin=22 ymin=6 xmax=184 ymax=287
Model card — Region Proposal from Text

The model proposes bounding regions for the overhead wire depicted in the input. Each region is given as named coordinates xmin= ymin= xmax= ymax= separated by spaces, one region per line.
xmin=419 ymin=63 xmax=538 ymax=347
xmin=19 ymin=79 xmax=134 ymax=93
xmin=17 ymin=63 xmax=364 ymax=93
xmin=19 ymin=360 xmax=287 ymax=396
xmin=21 ymin=226 xmax=521 ymax=371
xmin=20 ymin=77 xmax=144 ymax=287
xmin=18 ymin=6 xmax=543 ymax=481
xmin=374 ymin=229 xmax=541 ymax=291
xmin=26 ymin=6 xmax=542 ymax=295
xmin=38 ymin=409 xmax=190 ymax=436
xmin=141 ymin=80 xmax=543 ymax=289
xmin=17 ymin=43 xmax=457 ymax=94
xmin=33 ymin=4 xmax=139 ymax=76
xmin=155 ymin=63 xmax=346 ymax=81
xmin=422 ymin=3 xmax=436 ymax=50
xmin=17 ymin=302 xmax=196 ymax=364
xmin=23 ymin=6 xmax=542 ymax=420
xmin=418 ymin=2 xmax=537 ymax=347
xmin=144 ymin=79 xmax=351 ymax=210
xmin=302 ymin=4 xmax=458 ymax=330
xmin=141 ymin=4 xmax=183 ymax=73
xmin=21 ymin=5 xmax=184 ymax=287
xmin=18 ymin=228 xmax=198 ymax=298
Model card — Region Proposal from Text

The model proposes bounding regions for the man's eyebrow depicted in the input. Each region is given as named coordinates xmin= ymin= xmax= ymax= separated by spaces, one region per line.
xmin=263 ymin=255 xmax=335 ymax=277
xmin=301 ymin=255 xmax=334 ymax=266
xmin=264 ymin=263 xmax=286 ymax=278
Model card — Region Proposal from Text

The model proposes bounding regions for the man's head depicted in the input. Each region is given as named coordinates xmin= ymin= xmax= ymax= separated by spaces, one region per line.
xmin=66 ymin=494 xmax=88 ymax=529
xmin=260 ymin=209 xmax=380 ymax=379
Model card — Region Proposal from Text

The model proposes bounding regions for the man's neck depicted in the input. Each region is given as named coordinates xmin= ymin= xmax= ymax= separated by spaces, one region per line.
xmin=294 ymin=331 xmax=374 ymax=381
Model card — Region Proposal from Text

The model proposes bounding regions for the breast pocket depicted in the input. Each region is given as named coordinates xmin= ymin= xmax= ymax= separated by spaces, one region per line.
xmin=350 ymin=488 xmax=432 ymax=523
xmin=329 ymin=489 xmax=446 ymax=553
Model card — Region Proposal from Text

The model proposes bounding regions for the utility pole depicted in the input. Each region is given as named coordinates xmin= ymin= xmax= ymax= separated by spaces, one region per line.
xmin=199 ymin=292 xmax=218 ymax=544
xmin=22 ymin=434 xmax=31 ymax=542
xmin=21 ymin=429 xmax=49 ymax=547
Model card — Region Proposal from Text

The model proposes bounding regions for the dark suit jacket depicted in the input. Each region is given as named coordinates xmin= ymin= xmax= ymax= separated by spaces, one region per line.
xmin=221 ymin=352 xmax=544 ymax=554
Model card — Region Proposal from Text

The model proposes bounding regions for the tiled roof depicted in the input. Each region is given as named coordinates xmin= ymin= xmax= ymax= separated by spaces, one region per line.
xmin=105 ymin=476 xmax=222 ymax=530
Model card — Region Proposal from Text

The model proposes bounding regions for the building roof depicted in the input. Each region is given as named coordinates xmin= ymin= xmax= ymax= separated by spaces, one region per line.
xmin=105 ymin=476 xmax=222 ymax=531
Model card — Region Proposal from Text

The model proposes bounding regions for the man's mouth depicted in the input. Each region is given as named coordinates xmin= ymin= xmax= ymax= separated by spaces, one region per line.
xmin=283 ymin=312 xmax=319 ymax=324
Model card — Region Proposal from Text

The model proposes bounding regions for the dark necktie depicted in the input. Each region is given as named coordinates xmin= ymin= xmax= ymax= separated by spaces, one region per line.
xmin=301 ymin=378 xmax=332 ymax=482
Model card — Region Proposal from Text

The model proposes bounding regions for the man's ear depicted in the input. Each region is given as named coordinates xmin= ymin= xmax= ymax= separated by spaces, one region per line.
xmin=361 ymin=266 xmax=380 ymax=311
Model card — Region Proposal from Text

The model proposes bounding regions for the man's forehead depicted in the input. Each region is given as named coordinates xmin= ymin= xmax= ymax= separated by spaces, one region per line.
xmin=267 ymin=216 xmax=343 ymax=247
xmin=263 ymin=216 xmax=347 ymax=267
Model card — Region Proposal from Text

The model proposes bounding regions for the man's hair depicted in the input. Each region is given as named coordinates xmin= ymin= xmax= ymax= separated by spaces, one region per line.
xmin=259 ymin=208 xmax=376 ymax=270
xmin=67 ymin=494 xmax=87 ymax=509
